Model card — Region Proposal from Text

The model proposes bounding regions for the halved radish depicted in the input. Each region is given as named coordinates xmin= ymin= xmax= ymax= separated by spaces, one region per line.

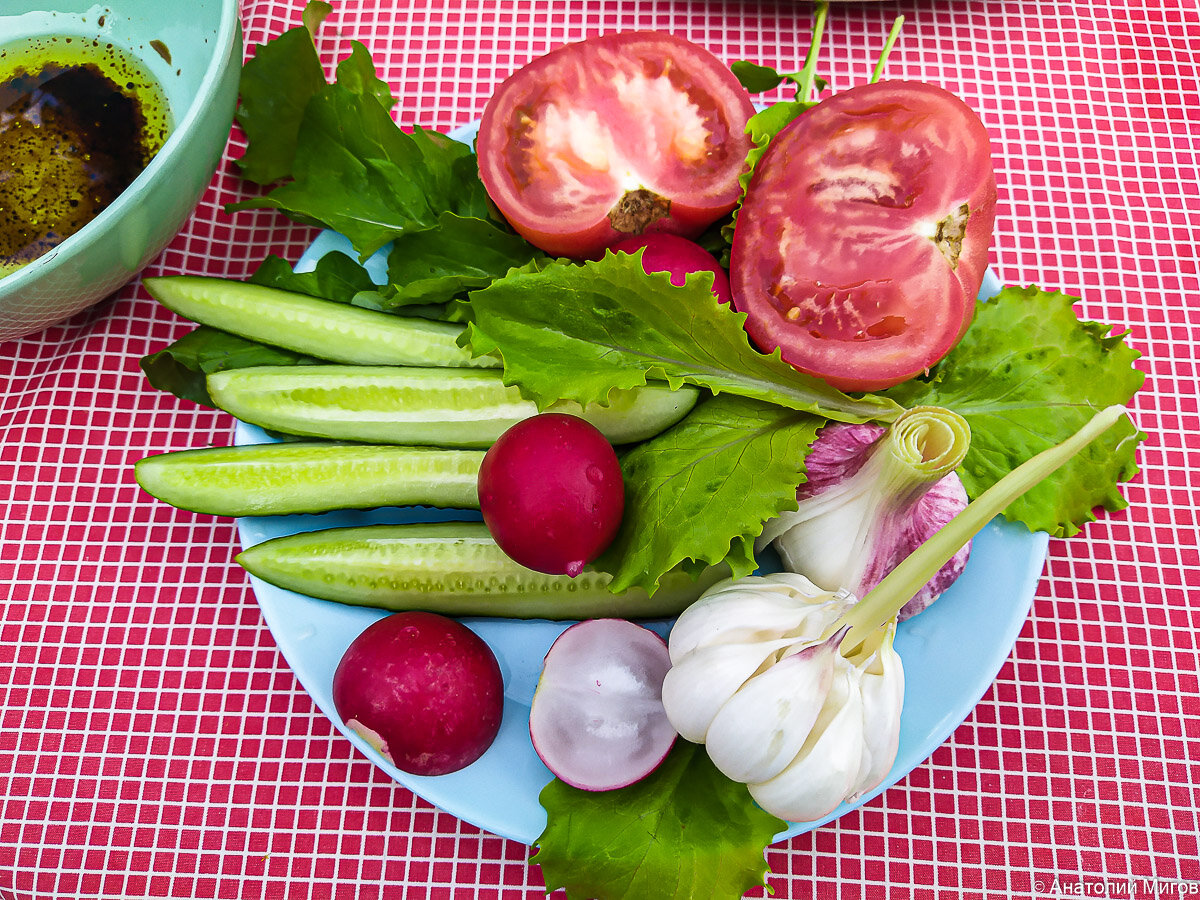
xmin=529 ymin=618 xmax=677 ymax=791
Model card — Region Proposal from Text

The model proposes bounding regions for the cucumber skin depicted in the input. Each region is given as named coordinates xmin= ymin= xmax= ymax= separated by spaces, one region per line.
xmin=236 ymin=522 xmax=729 ymax=620
xmin=207 ymin=366 xmax=700 ymax=447
xmin=144 ymin=275 xmax=497 ymax=369
xmin=135 ymin=443 xmax=483 ymax=516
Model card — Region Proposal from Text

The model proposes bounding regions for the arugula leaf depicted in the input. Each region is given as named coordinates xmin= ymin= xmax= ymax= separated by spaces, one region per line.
xmin=249 ymin=251 xmax=378 ymax=302
xmin=598 ymin=394 xmax=822 ymax=594
xmin=870 ymin=16 xmax=906 ymax=84
xmin=533 ymin=741 xmax=784 ymax=900
xmin=232 ymin=88 xmax=462 ymax=257
xmin=359 ymin=212 xmax=546 ymax=309
xmin=140 ymin=326 xmax=316 ymax=407
xmin=883 ymin=286 xmax=1146 ymax=536
xmin=731 ymin=60 xmax=813 ymax=96
xmin=229 ymin=25 xmax=495 ymax=262
xmin=335 ymin=41 xmax=397 ymax=111
xmin=464 ymin=251 xmax=902 ymax=423
xmin=692 ymin=215 xmax=736 ymax=260
xmin=730 ymin=0 xmax=830 ymax=106
xmin=234 ymin=23 xmax=327 ymax=185
xmin=301 ymin=0 xmax=333 ymax=33
xmin=723 ymin=8 xmax=903 ymax=258
xmin=722 ymin=2 xmax=830 ymax=251
xmin=404 ymin=129 xmax=496 ymax=222
xmin=229 ymin=16 xmax=529 ymax=308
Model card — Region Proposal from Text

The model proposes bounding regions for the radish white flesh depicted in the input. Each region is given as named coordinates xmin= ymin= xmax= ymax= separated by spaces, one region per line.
xmin=529 ymin=619 xmax=677 ymax=791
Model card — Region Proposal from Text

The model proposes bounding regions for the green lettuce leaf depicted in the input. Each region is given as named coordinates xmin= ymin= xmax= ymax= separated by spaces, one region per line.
xmin=249 ymin=251 xmax=378 ymax=303
xmin=533 ymin=741 xmax=784 ymax=900
xmin=464 ymin=251 xmax=902 ymax=423
xmin=883 ymin=285 xmax=1146 ymax=536
xmin=598 ymin=394 xmax=822 ymax=594
xmin=140 ymin=326 xmax=316 ymax=407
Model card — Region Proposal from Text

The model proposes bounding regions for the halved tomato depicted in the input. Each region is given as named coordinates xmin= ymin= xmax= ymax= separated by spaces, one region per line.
xmin=476 ymin=32 xmax=755 ymax=259
xmin=730 ymin=80 xmax=997 ymax=392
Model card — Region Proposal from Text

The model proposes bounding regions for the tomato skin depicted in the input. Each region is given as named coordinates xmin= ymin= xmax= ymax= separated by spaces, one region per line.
xmin=730 ymin=80 xmax=997 ymax=393
xmin=477 ymin=32 xmax=755 ymax=259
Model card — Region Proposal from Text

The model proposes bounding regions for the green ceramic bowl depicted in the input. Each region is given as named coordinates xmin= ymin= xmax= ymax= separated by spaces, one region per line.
xmin=0 ymin=0 xmax=243 ymax=341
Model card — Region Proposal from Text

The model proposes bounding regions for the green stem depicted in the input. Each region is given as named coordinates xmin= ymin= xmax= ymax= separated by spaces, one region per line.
xmin=836 ymin=405 xmax=1129 ymax=652
xmin=797 ymin=2 xmax=830 ymax=103
xmin=871 ymin=17 xmax=906 ymax=84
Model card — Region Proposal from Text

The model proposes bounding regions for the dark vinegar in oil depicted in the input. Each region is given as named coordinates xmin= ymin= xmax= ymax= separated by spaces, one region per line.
xmin=0 ymin=36 xmax=172 ymax=275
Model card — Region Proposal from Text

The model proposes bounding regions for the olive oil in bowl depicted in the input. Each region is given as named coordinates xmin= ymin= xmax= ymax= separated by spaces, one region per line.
xmin=0 ymin=36 xmax=172 ymax=276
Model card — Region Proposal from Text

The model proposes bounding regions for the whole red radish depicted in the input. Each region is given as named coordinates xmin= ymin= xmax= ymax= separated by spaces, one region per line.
xmin=332 ymin=611 xmax=504 ymax=776
xmin=611 ymin=234 xmax=733 ymax=305
xmin=478 ymin=413 xmax=624 ymax=577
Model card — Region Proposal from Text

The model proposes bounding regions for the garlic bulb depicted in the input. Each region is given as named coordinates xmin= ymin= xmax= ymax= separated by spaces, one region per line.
xmin=660 ymin=572 xmax=904 ymax=823
xmin=661 ymin=405 xmax=1130 ymax=824
xmin=747 ymin=623 xmax=904 ymax=822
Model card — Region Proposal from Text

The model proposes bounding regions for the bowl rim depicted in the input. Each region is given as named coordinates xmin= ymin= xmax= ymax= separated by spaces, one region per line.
xmin=0 ymin=0 xmax=244 ymax=297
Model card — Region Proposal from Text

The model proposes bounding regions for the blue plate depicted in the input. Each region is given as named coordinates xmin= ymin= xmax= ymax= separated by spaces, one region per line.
xmin=235 ymin=124 xmax=1048 ymax=844
xmin=237 ymin=494 xmax=1046 ymax=845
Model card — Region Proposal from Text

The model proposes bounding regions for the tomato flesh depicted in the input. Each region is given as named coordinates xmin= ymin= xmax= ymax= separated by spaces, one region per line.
xmin=478 ymin=32 xmax=755 ymax=258
xmin=730 ymin=80 xmax=997 ymax=392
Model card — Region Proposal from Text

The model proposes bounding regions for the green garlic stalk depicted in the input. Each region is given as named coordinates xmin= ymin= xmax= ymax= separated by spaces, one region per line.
xmin=836 ymin=404 xmax=1130 ymax=652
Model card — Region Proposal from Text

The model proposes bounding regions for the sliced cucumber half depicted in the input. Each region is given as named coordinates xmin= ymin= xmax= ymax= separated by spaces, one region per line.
xmin=207 ymin=366 xmax=700 ymax=447
xmin=136 ymin=442 xmax=484 ymax=516
xmin=144 ymin=275 xmax=495 ymax=368
xmin=237 ymin=522 xmax=728 ymax=620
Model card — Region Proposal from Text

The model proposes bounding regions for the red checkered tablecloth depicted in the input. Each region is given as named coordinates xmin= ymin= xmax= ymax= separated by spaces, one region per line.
xmin=3 ymin=1 xmax=1198 ymax=897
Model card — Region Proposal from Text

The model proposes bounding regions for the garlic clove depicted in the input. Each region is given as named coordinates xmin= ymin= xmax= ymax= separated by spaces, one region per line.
xmin=704 ymin=637 xmax=838 ymax=784
xmin=746 ymin=665 xmax=867 ymax=822
xmin=660 ymin=636 xmax=798 ymax=743
xmin=667 ymin=573 xmax=846 ymax=663
xmin=849 ymin=626 xmax=905 ymax=800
